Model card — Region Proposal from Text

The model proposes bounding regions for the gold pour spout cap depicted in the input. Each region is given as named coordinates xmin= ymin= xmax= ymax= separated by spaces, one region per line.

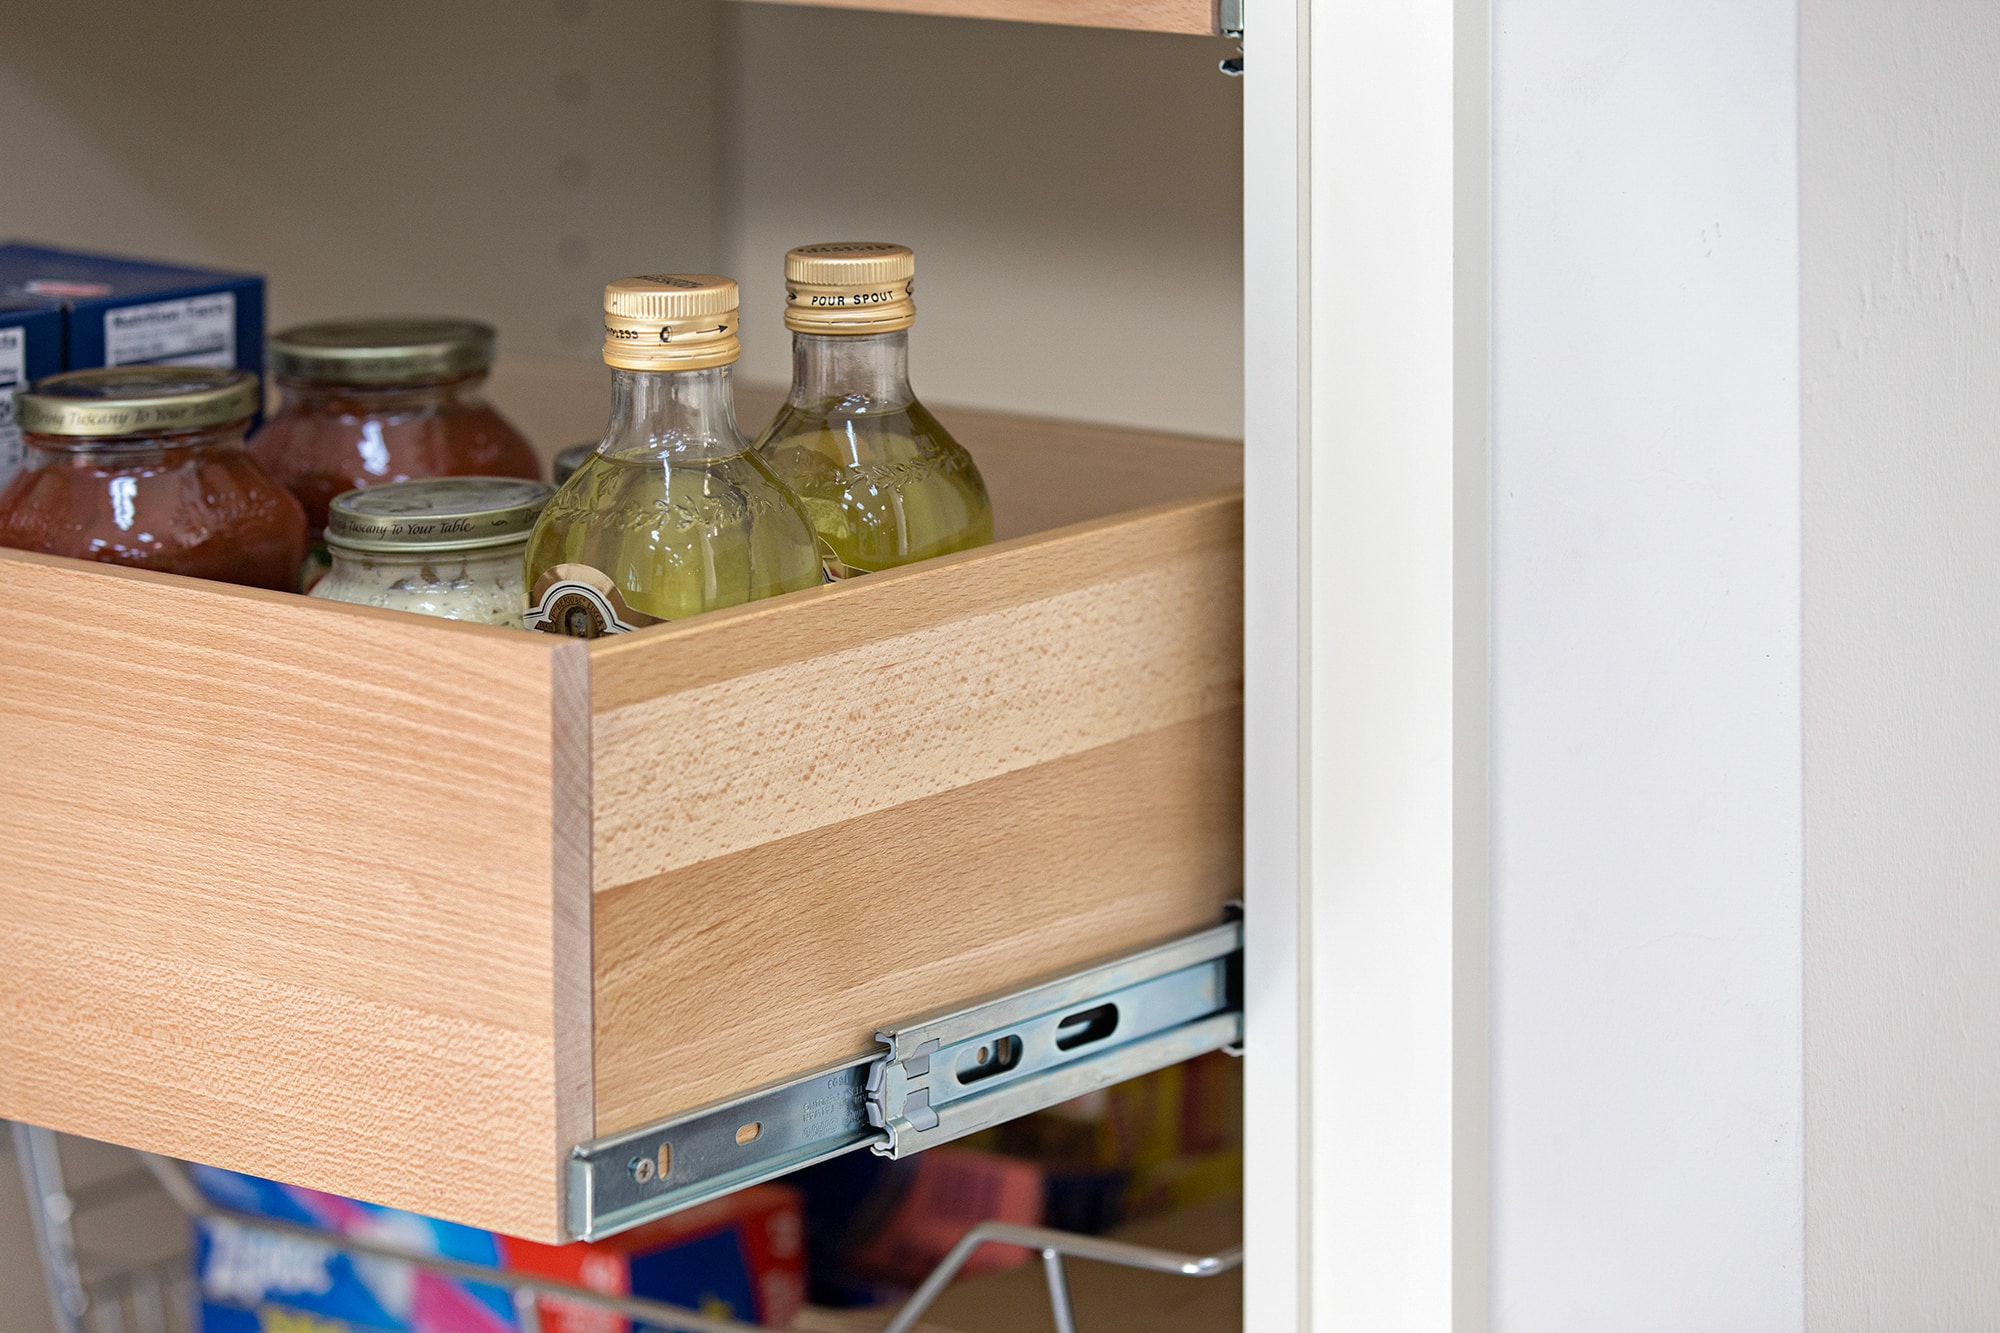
xmin=783 ymin=242 xmax=917 ymax=335
xmin=602 ymin=274 xmax=740 ymax=371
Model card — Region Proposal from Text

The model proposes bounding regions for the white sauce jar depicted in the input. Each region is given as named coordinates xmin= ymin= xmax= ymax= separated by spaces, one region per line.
xmin=310 ymin=477 xmax=552 ymax=628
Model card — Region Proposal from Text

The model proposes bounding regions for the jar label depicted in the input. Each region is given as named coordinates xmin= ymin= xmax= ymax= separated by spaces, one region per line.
xmin=0 ymin=325 xmax=23 ymax=488
xmin=526 ymin=564 xmax=661 ymax=638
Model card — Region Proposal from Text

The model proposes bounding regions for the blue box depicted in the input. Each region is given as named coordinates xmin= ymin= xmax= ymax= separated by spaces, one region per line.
xmin=0 ymin=300 xmax=63 ymax=488
xmin=0 ymin=241 xmax=264 ymax=380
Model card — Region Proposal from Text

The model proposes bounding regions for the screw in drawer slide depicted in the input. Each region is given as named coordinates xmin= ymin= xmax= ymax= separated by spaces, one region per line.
xmin=566 ymin=919 xmax=1243 ymax=1242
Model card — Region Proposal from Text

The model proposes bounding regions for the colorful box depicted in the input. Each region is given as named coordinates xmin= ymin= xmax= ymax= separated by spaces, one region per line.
xmin=841 ymin=1148 xmax=1046 ymax=1288
xmin=505 ymin=1191 xmax=805 ymax=1333
xmin=0 ymin=300 xmax=62 ymax=488
xmin=0 ymin=241 xmax=264 ymax=378
xmin=189 ymin=1166 xmax=804 ymax=1333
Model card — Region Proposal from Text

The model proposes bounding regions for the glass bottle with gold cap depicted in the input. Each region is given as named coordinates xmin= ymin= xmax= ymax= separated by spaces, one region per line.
xmin=523 ymin=274 xmax=821 ymax=637
xmin=753 ymin=242 xmax=992 ymax=578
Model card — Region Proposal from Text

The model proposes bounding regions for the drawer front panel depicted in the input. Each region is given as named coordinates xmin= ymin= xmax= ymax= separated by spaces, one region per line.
xmin=0 ymin=552 xmax=586 ymax=1240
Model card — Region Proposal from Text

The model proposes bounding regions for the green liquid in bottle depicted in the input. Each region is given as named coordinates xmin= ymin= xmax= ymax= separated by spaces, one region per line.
xmin=756 ymin=395 xmax=993 ymax=577
xmin=525 ymin=447 xmax=822 ymax=622
xmin=524 ymin=345 xmax=822 ymax=635
xmin=754 ymin=320 xmax=991 ymax=578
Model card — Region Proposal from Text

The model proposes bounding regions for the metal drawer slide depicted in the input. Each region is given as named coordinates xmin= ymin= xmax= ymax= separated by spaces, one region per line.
xmin=567 ymin=918 xmax=1243 ymax=1241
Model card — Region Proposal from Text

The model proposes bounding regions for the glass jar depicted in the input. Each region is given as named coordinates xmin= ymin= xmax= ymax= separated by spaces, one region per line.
xmin=524 ymin=274 xmax=821 ymax=638
xmin=249 ymin=318 xmax=542 ymax=558
xmin=753 ymin=243 xmax=991 ymax=579
xmin=310 ymin=477 xmax=553 ymax=627
xmin=0 ymin=366 xmax=307 ymax=591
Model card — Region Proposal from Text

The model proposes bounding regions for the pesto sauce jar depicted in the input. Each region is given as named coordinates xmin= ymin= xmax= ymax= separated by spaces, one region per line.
xmin=309 ymin=476 xmax=552 ymax=627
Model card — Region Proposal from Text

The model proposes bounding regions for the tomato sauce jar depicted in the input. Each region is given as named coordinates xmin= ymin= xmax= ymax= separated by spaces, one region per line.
xmin=0 ymin=366 xmax=307 ymax=591
xmin=249 ymin=318 xmax=542 ymax=564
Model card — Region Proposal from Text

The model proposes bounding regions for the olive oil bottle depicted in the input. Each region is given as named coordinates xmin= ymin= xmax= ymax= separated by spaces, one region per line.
xmin=753 ymin=243 xmax=992 ymax=579
xmin=525 ymin=274 xmax=821 ymax=637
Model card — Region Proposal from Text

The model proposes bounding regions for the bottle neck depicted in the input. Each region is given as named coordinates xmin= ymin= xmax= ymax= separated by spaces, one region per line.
xmin=602 ymin=364 xmax=746 ymax=459
xmin=787 ymin=331 xmax=914 ymax=412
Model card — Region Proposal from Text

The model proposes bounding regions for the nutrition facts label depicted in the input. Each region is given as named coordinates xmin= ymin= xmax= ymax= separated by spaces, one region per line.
xmin=104 ymin=292 xmax=236 ymax=368
xmin=0 ymin=325 xmax=24 ymax=487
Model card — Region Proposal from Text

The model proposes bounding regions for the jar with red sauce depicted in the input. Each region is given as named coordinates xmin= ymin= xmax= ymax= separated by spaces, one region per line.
xmin=249 ymin=318 xmax=542 ymax=573
xmin=0 ymin=366 xmax=307 ymax=591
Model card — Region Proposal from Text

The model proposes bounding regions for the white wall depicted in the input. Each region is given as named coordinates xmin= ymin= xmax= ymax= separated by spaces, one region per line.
xmin=1491 ymin=3 xmax=1803 ymax=1327
xmin=0 ymin=2 xmax=1241 ymax=440
xmin=715 ymin=3 xmax=1243 ymax=436
xmin=1801 ymin=3 xmax=2000 ymax=1323
xmin=0 ymin=0 xmax=719 ymax=362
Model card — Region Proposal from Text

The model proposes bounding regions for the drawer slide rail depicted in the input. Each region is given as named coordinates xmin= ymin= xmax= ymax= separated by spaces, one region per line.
xmin=567 ymin=918 xmax=1243 ymax=1242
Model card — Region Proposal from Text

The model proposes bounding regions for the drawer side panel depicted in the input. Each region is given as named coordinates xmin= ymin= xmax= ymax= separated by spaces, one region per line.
xmin=593 ymin=708 xmax=1243 ymax=1132
xmin=592 ymin=512 xmax=1240 ymax=886
xmin=589 ymin=495 xmax=1244 ymax=1134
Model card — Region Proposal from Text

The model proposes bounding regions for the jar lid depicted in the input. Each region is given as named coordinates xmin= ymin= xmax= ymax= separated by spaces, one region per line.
xmin=324 ymin=477 xmax=553 ymax=553
xmin=17 ymin=366 xmax=259 ymax=437
xmin=784 ymin=242 xmax=916 ymax=335
xmin=602 ymin=275 xmax=740 ymax=372
xmin=269 ymin=318 xmax=496 ymax=385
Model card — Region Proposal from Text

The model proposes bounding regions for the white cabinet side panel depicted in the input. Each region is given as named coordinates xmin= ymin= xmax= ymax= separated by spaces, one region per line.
xmin=1242 ymin=0 xmax=1306 ymax=1323
xmin=1307 ymin=0 xmax=1474 ymax=1326
xmin=1491 ymin=2 xmax=1802 ymax=1328
xmin=1802 ymin=2 xmax=2000 ymax=1322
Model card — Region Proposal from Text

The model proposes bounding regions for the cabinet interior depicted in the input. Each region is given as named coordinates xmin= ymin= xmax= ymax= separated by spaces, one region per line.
xmin=1 ymin=0 xmax=1244 ymax=440
xmin=0 ymin=0 xmax=1249 ymax=1249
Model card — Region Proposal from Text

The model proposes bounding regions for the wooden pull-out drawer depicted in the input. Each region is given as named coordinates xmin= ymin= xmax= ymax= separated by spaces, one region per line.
xmin=0 ymin=408 xmax=1242 ymax=1242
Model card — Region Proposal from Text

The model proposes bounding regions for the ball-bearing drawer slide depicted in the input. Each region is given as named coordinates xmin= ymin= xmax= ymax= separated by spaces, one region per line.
xmin=566 ymin=918 xmax=1244 ymax=1241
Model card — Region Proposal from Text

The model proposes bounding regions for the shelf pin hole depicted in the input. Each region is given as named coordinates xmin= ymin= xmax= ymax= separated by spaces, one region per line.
xmin=736 ymin=1122 xmax=762 ymax=1146
xmin=1055 ymin=1003 xmax=1120 ymax=1052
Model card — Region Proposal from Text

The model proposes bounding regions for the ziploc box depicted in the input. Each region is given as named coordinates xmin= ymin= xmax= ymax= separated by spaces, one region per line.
xmin=0 ymin=299 xmax=61 ymax=488
xmin=0 ymin=241 xmax=263 ymax=378
xmin=190 ymin=1165 xmax=805 ymax=1333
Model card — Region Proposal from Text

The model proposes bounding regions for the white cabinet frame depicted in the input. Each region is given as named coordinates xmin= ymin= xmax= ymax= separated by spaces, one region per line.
xmin=1242 ymin=2 xmax=1489 ymax=1327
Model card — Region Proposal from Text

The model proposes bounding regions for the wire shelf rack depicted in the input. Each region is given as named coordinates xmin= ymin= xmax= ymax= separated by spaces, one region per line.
xmin=9 ymin=1124 xmax=1240 ymax=1333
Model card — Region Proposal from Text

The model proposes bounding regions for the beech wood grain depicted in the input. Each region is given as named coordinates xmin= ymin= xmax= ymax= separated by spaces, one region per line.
xmin=736 ymin=0 xmax=1217 ymax=35
xmin=0 ymin=554 xmax=591 ymax=1240
xmin=586 ymin=493 xmax=1243 ymax=1134
xmin=0 ymin=403 xmax=1241 ymax=1237
xmin=593 ymin=709 xmax=1243 ymax=1132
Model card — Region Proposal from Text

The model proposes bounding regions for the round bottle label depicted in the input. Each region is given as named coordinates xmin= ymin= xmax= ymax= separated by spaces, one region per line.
xmin=526 ymin=564 xmax=661 ymax=638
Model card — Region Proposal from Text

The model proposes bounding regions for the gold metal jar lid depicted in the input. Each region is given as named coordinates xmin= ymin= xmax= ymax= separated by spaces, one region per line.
xmin=325 ymin=477 xmax=553 ymax=554
xmin=269 ymin=318 xmax=497 ymax=385
xmin=784 ymin=242 xmax=916 ymax=335
xmin=603 ymin=275 xmax=740 ymax=372
xmin=17 ymin=366 xmax=259 ymax=437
